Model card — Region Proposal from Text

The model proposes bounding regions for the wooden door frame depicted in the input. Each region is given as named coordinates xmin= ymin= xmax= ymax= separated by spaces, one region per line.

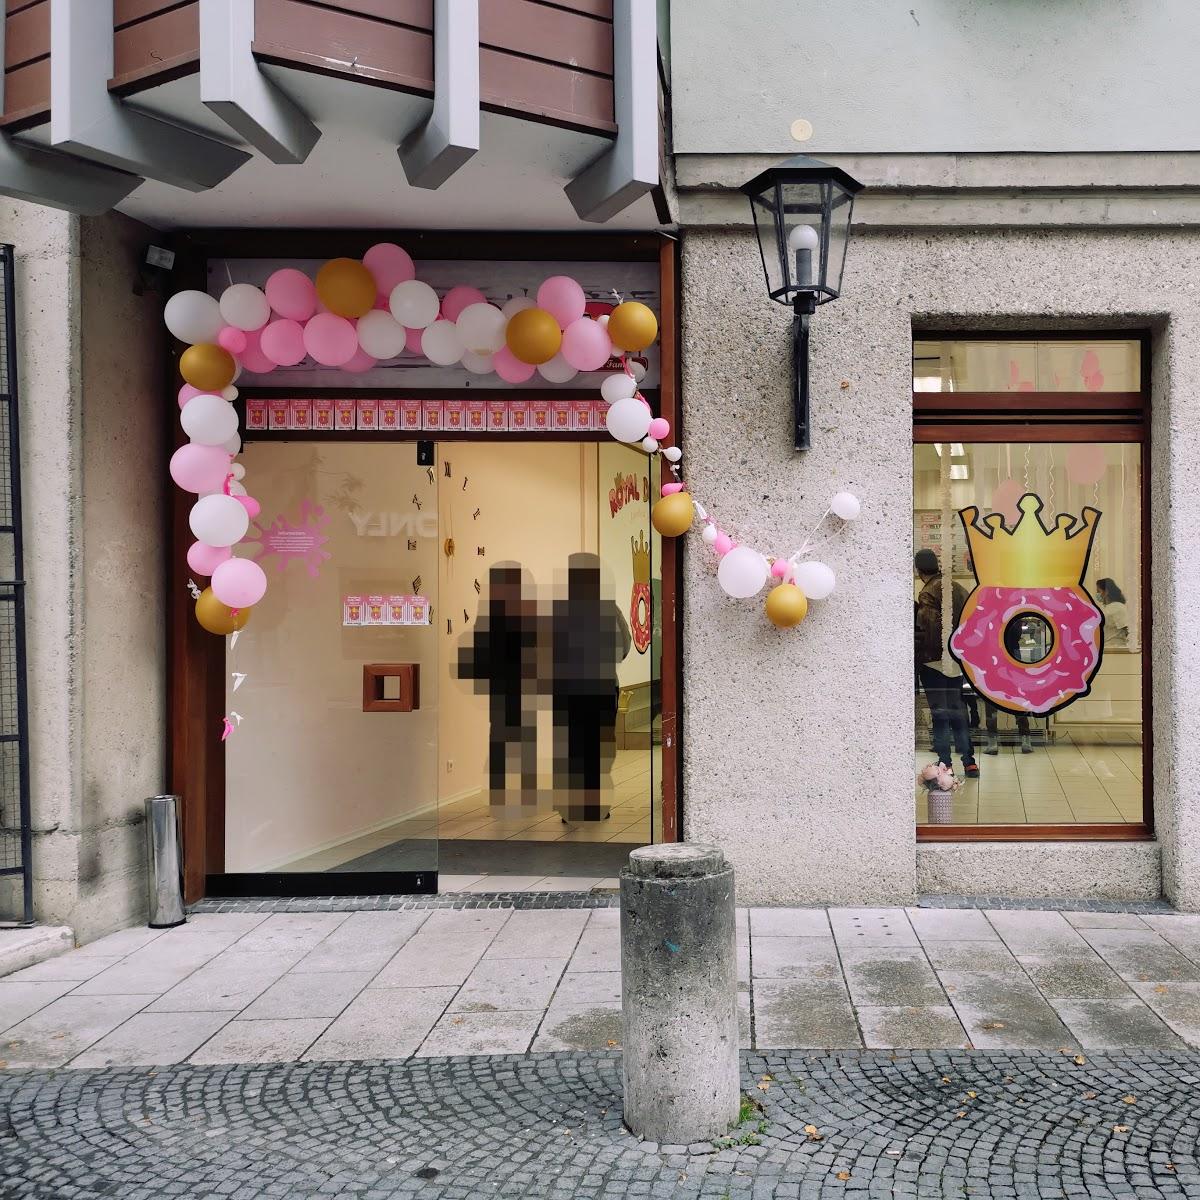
xmin=166 ymin=230 xmax=682 ymax=901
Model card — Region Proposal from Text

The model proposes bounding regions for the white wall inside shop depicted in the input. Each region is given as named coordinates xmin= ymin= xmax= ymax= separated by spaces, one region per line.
xmin=679 ymin=225 xmax=1198 ymax=907
xmin=0 ymin=201 xmax=165 ymax=938
xmin=669 ymin=0 xmax=1200 ymax=155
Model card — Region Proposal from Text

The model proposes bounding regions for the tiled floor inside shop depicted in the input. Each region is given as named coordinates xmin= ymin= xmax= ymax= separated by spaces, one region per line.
xmin=915 ymin=733 xmax=1143 ymax=825
xmin=285 ymin=749 xmax=660 ymax=887
xmin=6 ymin=905 xmax=1200 ymax=1068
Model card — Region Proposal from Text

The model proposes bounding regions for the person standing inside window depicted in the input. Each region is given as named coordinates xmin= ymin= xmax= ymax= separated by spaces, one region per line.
xmin=914 ymin=549 xmax=979 ymax=777
xmin=1096 ymin=577 xmax=1130 ymax=647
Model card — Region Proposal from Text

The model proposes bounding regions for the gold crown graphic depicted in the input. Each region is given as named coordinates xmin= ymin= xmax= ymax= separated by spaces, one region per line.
xmin=958 ymin=493 xmax=1100 ymax=589
xmin=631 ymin=530 xmax=651 ymax=584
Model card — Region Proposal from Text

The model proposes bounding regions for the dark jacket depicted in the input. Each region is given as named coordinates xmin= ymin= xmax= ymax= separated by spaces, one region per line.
xmin=915 ymin=574 xmax=967 ymax=666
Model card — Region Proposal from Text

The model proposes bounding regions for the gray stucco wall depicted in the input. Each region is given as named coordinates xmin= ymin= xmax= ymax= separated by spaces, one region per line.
xmin=680 ymin=225 xmax=1194 ymax=906
xmin=0 ymin=201 xmax=165 ymax=940
xmin=669 ymin=0 xmax=1200 ymax=155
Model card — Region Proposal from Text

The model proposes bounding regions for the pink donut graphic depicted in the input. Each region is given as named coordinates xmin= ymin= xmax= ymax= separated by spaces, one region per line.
xmin=949 ymin=585 xmax=1103 ymax=716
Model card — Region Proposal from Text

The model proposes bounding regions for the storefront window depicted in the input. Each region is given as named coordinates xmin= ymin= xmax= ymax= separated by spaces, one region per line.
xmin=913 ymin=338 xmax=1141 ymax=393
xmin=913 ymin=335 xmax=1148 ymax=831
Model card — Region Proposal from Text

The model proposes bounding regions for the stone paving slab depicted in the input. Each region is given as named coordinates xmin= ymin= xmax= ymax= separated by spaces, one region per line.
xmin=6 ymin=906 xmax=1200 ymax=1066
xmin=5 ymin=1050 xmax=1200 ymax=1198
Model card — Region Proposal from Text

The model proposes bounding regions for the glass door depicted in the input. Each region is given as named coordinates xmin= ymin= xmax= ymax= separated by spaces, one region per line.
xmin=217 ymin=440 xmax=439 ymax=893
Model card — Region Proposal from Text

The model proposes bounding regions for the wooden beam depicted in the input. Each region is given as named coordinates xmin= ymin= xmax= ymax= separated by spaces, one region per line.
xmin=398 ymin=0 xmax=478 ymax=189
xmin=50 ymin=0 xmax=249 ymax=192
xmin=199 ymin=0 xmax=320 ymax=166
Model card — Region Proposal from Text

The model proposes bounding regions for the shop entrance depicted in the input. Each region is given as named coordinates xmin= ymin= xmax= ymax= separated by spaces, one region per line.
xmin=213 ymin=437 xmax=663 ymax=893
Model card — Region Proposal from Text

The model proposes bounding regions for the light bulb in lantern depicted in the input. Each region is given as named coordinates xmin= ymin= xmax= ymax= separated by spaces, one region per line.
xmin=787 ymin=224 xmax=819 ymax=251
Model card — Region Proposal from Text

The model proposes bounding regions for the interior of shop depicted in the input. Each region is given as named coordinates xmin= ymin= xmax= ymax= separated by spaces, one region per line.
xmin=223 ymin=438 xmax=663 ymax=889
xmin=912 ymin=339 xmax=1144 ymax=827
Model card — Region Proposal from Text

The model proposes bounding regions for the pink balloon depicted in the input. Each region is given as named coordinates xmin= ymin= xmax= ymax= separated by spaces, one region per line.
xmin=170 ymin=443 xmax=230 ymax=494
xmin=260 ymin=319 xmax=306 ymax=367
xmin=990 ymin=478 xmax=1024 ymax=526
xmin=236 ymin=494 xmax=261 ymax=520
xmin=647 ymin=417 xmax=670 ymax=440
xmin=494 ymin=345 xmax=536 ymax=383
xmin=441 ymin=286 xmax=486 ymax=323
xmin=661 ymin=482 xmax=685 ymax=496
xmin=303 ymin=313 xmax=358 ymax=366
xmin=1066 ymin=443 xmax=1106 ymax=486
xmin=363 ymin=242 xmax=415 ymax=294
xmin=714 ymin=533 xmax=734 ymax=555
xmin=212 ymin=557 xmax=268 ymax=608
xmin=239 ymin=327 xmax=277 ymax=374
xmin=178 ymin=383 xmax=203 ymax=410
xmin=770 ymin=559 xmax=791 ymax=579
xmin=187 ymin=540 xmax=232 ymax=576
xmin=537 ymin=276 xmax=586 ymax=328
xmin=560 ymin=317 xmax=612 ymax=372
xmin=217 ymin=326 xmax=247 ymax=355
xmin=404 ymin=326 xmax=426 ymax=356
xmin=265 ymin=268 xmax=317 ymax=322
xmin=339 ymin=346 xmax=378 ymax=373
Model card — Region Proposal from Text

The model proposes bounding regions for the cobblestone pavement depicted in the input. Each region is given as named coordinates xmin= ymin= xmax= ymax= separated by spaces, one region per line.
xmin=7 ymin=907 xmax=1200 ymax=1066
xmin=2 ymin=1050 xmax=1200 ymax=1198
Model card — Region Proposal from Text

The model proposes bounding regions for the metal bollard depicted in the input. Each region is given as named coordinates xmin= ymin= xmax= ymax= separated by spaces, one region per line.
xmin=620 ymin=843 xmax=739 ymax=1144
xmin=144 ymin=795 xmax=185 ymax=928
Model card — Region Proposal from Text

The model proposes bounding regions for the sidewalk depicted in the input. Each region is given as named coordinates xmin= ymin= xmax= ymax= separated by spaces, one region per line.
xmin=3 ymin=904 xmax=1200 ymax=1067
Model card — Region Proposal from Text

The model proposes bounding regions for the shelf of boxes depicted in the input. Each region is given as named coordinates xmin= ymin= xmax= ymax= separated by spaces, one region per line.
xmin=247 ymin=398 xmax=608 ymax=435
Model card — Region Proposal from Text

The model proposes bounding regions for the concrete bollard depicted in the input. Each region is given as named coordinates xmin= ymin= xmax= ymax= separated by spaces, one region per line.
xmin=620 ymin=843 xmax=739 ymax=1144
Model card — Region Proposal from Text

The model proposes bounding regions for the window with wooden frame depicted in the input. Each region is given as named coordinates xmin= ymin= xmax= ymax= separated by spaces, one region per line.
xmin=912 ymin=332 xmax=1151 ymax=842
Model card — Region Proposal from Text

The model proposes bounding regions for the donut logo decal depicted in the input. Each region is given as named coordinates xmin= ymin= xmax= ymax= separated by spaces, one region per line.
xmin=949 ymin=493 xmax=1103 ymax=717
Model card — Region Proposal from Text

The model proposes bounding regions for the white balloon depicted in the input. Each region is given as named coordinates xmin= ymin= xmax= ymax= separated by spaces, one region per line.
xmin=630 ymin=360 xmax=647 ymax=383
xmin=229 ymin=463 xmax=246 ymax=481
xmin=390 ymin=280 xmax=440 ymax=329
xmin=641 ymin=436 xmax=659 ymax=454
xmin=226 ymin=480 xmax=247 ymax=497
xmin=456 ymin=303 xmax=507 ymax=354
xmin=357 ymin=309 xmax=407 ymax=360
xmin=231 ymin=361 xmax=243 ymax=382
xmin=792 ymin=560 xmax=836 ymax=600
xmin=501 ymin=296 xmax=535 ymax=319
xmin=597 ymin=314 xmax=610 ymax=329
xmin=601 ymin=373 xmax=637 ymax=404
xmin=830 ymin=491 xmax=861 ymax=520
xmin=461 ymin=350 xmax=495 ymax=375
xmin=222 ymin=433 xmax=242 ymax=456
xmin=164 ymin=290 xmax=222 ymax=344
xmin=221 ymin=385 xmax=239 ymax=403
xmin=181 ymin=394 xmax=239 ymax=445
xmin=421 ymin=319 xmax=464 ymax=366
xmin=537 ymin=353 xmax=577 ymax=384
xmin=662 ymin=446 xmax=683 ymax=463
xmin=605 ymin=396 xmax=652 ymax=442
xmin=717 ymin=546 xmax=769 ymax=599
xmin=219 ymin=283 xmax=270 ymax=332
xmin=702 ymin=523 xmax=719 ymax=545
xmin=189 ymin=494 xmax=249 ymax=548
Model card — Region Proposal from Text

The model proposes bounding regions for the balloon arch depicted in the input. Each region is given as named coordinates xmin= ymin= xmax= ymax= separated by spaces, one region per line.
xmin=164 ymin=244 xmax=859 ymax=640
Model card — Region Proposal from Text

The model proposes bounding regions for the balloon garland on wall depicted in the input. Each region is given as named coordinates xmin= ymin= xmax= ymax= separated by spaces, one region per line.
xmin=163 ymin=244 xmax=860 ymax=641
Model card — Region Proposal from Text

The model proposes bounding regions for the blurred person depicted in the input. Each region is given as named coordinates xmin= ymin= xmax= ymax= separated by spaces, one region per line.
xmin=1096 ymin=577 xmax=1130 ymax=647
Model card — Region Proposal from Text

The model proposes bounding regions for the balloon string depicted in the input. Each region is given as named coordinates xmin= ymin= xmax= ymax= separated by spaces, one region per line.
xmin=789 ymin=506 xmax=833 ymax=563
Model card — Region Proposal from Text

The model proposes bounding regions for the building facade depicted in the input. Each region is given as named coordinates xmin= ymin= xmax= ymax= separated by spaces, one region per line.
xmin=1 ymin=1 xmax=1198 ymax=940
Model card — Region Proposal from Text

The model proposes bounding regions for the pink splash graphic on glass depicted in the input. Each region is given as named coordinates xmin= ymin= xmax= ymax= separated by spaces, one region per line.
xmin=244 ymin=498 xmax=332 ymax=578
xmin=1081 ymin=349 xmax=1105 ymax=392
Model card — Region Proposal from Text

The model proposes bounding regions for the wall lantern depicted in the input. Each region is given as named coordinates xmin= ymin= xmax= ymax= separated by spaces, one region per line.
xmin=742 ymin=155 xmax=864 ymax=450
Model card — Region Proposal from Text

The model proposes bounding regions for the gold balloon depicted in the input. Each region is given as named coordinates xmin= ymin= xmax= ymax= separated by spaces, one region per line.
xmin=196 ymin=587 xmax=252 ymax=636
xmin=607 ymin=301 xmax=658 ymax=352
xmin=765 ymin=583 xmax=808 ymax=629
xmin=651 ymin=492 xmax=693 ymax=537
xmin=180 ymin=343 xmax=236 ymax=391
xmin=505 ymin=307 xmax=562 ymax=365
xmin=316 ymin=258 xmax=377 ymax=318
